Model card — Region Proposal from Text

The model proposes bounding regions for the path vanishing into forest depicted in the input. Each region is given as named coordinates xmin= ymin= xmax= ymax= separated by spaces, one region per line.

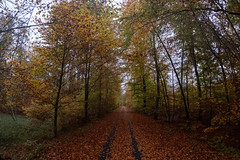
xmin=39 ymin=106 xmax=234 ymax=160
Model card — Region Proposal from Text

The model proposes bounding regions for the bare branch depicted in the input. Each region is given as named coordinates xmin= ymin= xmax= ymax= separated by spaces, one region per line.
xmin=0 ymin=22 xmax=55 ymax=33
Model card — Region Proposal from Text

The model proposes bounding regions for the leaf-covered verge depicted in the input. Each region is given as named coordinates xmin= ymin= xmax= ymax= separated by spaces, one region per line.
xmin=28 ymin=108 xmax=240 ymax=159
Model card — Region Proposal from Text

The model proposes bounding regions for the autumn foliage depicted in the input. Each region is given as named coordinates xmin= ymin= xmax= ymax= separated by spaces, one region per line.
xmin=0 ymin=0 xmax=240 ymax=159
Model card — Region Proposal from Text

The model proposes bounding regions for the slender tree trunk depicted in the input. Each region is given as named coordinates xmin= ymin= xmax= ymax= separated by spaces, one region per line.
xmin=54 ymin=50 xmax=65 ymax=138
xmin=202 ymin=72 xmax=208 ymax=97
xmin=209 ymin=74 xmax=212 ymax=98
xmin=153 ymin=26 xmax=189 ymax=119
xmin=152 ymin=32 xmax=160 ymax=120
xmin=215 ymin=1 xmax=240 ymax=42
xmin=220 ymin=61 xmax=230 ymax=103
xmin=229 ymin=62 xmax=240 ymax=100
xmin=105 ymin=79 xmax=109 ymax=108
xmin=193 ymin=13 xmax=230 ymax=104
xmin=84 ymin=43 xmax=91 ymax=122
xmin=160 ymin=71 xmax=170 ymax=123
xmin=84 ymin=61 xmax=90 ymax=121
xmin=98 ymin=57 xmax=103 ymax=116
xmin=189 ymin=36 xmax=202 ymax=120
xmin=159 ymin=75 xmax=166 ymax=115
xmin=180 ymin=50 xmax=184 ymax=84
xmin=186 ymin=68 xmax=190 ymax=110
xmin=226 ymin=14 xmax=240 ymax=42
xmin=208 ymin=42 xmax=230 ymax=103
xmin=203 ymin=12 xmax=239 ymax=61
xmin=142 ymin=76 xmax=147 ymax=109
xmin=171 ymin=69 xmax=176 ymax=122
xmin=10 ymin=106 xmax=17 ymax=121
xmin=209 ymin=73 xmax=213 ymax=120
xmin=190 ymin=49 xmax=200 ymax=90
xmin=98 ymin=78 xmax=102 ymax=116
xmin=69 ymin=64 xmax=74 ymax=91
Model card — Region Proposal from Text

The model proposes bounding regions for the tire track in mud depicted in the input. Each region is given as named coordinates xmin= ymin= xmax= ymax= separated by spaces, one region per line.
xmin=39 ymin=106 xmax=233 ymax=160
xmin=98 ymin=114 xmax=120 ymax=160
xmin=110 ymin=107 xmax=134 ymax=159
xmin=128 ymin=120 xmax=142 ymax=160
xmin=127 ymin=110 xmax=143 ymax=160
xmin=98 ymin=107 xmax=143 ymax=160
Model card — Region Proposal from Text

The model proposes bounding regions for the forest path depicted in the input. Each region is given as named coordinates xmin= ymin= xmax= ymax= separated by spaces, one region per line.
xmin=40 ymin=106 xmax=232 ymax=160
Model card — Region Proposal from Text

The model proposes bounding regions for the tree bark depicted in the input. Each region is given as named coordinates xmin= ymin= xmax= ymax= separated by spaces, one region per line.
xmin=84 ymin=59 xmax=90 ymax=122
xmin=152 ymin=32 xmax=160 ymax=120
xmin=142 ymin=76 xmax=147 ymax=109
xmin=54 ymin=49 xmax=66 ymax=138
xmin=153 ymin=26 xmax=189 ymax=119
xmin=180 ymin=50 xmax=184 ymax=84
xmin=171 ymin=69 xmax=176 ymax=122
xmin=186 ymin=66 xmax=190 ymax=110
xmin=189 ymin=36 xmax=202 ymax=120
xmin=193 ymin=12 xmax=230 ymax=104
xmin=98 ymin=75 xmax=102 ymax=116
xmin=160 ymin=71 xmax=170 ymax=123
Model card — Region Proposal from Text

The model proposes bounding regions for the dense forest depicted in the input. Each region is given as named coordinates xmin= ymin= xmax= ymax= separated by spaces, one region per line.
xmin=0 ymin=0 xmax=240 ymax=159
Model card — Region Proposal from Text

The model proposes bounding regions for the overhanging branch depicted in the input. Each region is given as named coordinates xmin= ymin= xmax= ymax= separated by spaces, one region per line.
xmin=0 ymin=22 xmax=55 ymax=33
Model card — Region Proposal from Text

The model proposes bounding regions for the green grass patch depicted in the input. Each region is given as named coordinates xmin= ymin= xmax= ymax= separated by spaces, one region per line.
xmin=0 ymin=113 xmax=52 ymax=145
xmin=208 ymin=137 xmax=240 ymax=158
xmin=0 ymin=113 xmax=53 ymax=159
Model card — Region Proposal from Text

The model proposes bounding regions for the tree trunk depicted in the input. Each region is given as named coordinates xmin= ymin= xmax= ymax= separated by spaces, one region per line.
xmin=186 ymin=67 xmax=190 ymax=110
xmin=152 ymin=32 xmax=160 ymax=120
xmin=54 ymin=50 xmax=65 ymax=138
xmin=98 ymin=75 xmax=102 ymax=116
xmin=98 ymin=56 xmax=103 ymax=116
xmin=180 ymin=50 xmax=184 ymax=84
xmin=160 ymin=71 xmax=170 ymax=123
xmin=209 ymin=74 xmax=212 ymax=98
xmin=215 ymin=1 xmax=240 ymax=42
xmin=207 ymin=41 xmax=230 ymax=103
xmin=189 ymin=36 xmax=202 ymax=120
xmin=171 ymin=69 xmax=176 ymax=122
xmin=142 ymin=76 xmax=147 ymax=109
xmin=153 ymin=27 xmax=189 ymax=119
xmin=193 ymin=13 xmax=230 ymax=104
xmin=84 ymin=61 xmax=90 ymax=122
xmin=10 ymin=106 xmax=17 ymax=121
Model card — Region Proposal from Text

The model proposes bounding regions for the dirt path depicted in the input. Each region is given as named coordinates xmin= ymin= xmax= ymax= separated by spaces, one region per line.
xmin=39 ymin=106 xmax=236 ymax=160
